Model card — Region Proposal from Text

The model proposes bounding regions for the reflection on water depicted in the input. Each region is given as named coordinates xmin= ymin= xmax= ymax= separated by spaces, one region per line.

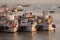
xmin=32 ymin=32 xmax=49 ymax=40
xmin=0 ymin=31 xmax=56 ymax=40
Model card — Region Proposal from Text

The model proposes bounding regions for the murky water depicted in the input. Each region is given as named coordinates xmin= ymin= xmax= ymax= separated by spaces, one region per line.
xmin=0 ymin=30 xmax=59 ymax=40
xmin=0 ymin=3 xmax=60 ymax=40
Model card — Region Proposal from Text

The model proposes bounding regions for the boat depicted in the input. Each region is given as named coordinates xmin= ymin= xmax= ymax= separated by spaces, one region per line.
xmin=58 ymin=6 xmax=60 ymax=8
xmin=22 ymin=4 xmax=31 ymax=7
xmin=36 ymin=15 xmax=56 ymax=31
xmin=49 ymin=11 xmax=55 ymax=13
xmin=18 ymin=12 xmax=37 ymax=32
xmin=2 ymin=13 xmax=18 ymax=32
xmin=14 ymin=4 xmax=24 ymax=11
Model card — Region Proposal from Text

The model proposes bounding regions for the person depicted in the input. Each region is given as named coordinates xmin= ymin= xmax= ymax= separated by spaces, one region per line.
xmin=42 ymin=11 xmax=50 ymax=24
xmin=48 ymin=15 xmax=54 ymax=24
xmin=48 ymin=15 xmax=56 ymax=28
xmin=43 ymin=20 xmax=49 ymax=30
xmin=43 ymin=11 xmax=49 ymax=20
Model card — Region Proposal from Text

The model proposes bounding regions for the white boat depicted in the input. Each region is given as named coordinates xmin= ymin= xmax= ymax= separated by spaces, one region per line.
xmin=2 ymin=13 xmax=18 ymax=32
xmin=19 ymin=12 xmax=37 ymax=32
xmin=20 ymin=19 xmax=37 ymax=32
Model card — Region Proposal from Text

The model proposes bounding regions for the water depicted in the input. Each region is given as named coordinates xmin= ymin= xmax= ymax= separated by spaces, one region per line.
xmin=0 ymin=31 xmax=59 ymax=40
xmin=0 ymin=3 xmax=60 ymax=40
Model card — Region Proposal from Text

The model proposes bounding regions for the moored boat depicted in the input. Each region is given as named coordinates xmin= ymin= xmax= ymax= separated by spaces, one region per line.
xmin=36 ymin=11 xmax=56 ymax=31
xmin=18 ymin=11 xmax=37 ymax=32
xmin=1 ymin=13 xmax=18 ymax=32
xmin=13 ymin=4 xmax=24 ymax=12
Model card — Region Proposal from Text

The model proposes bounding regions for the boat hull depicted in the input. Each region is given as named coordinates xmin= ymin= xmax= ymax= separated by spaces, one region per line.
xmin=19 ymin=22 xmax=37 ymax=32
xmin=3 ymin=27 xmax=18 ymax=32
xmin=2 ymin=24 xmax=18 ymax=33
xmin=36 ymin=24 xmax=55 ymax=31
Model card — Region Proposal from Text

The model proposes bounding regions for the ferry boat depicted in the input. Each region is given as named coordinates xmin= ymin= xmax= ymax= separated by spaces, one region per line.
xmin=18 ymin=12 xmax=37 ymax=32
xmin=1 ymin=13 xmax=18 ymax=32
xmin=36 ymin=15 xmax=56 ymax=31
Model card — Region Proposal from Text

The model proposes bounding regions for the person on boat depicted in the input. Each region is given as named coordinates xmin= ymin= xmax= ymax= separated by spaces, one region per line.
xmin=43 ymin=11 xmax=50 ymax=20
xmin=36 ymin=16 xmax=43 ymax=31
xmin=43 ymin=20 xmax=49 ymax=30
xmin=48 ymin=15 xmax=56 ymax=28
xmin=42 ymin=11 xmax=50 ymax=23
xmin=48 ymin=15 xmax=54 ymax=24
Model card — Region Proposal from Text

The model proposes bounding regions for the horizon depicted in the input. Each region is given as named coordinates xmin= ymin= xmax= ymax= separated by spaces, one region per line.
xmin=0 ymin=0 xmax=60 ymax=4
